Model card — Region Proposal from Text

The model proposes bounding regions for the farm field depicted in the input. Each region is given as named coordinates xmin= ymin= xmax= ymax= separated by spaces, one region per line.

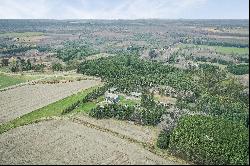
xmin=0 ymin=32 xmax=44 ymax=38
xmin=0 ymin=73 xmax=40 ymax=89
xmin=0 ymin=18 xmax=248 ymax=165
xmin=179 ymin=44 xmax=249 ymax=55
xmin=0 ymin=119 xmax=179 ymax=165
xmin=0 ymin=79 xmax=100 ymax=124
xmin=0 ymin=85 xmax=100 ymax=134
xmin=0 ymin=73 xmax=26 ymax=89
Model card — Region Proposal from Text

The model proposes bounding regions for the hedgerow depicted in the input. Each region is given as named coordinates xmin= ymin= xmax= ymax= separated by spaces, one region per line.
xmin=62 ymin=85 xmax=110 ymax=115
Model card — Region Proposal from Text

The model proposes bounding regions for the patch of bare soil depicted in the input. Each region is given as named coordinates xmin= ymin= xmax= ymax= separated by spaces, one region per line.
xmin=0 ymin=80 xmax=100 ymax=124
xmin=72 ymin=115 xmax=159 ymax=146
xmin=0 ymin=119 xmax=179 ymax=165
xmin=236 ymin=74 xmax=249 ymax=88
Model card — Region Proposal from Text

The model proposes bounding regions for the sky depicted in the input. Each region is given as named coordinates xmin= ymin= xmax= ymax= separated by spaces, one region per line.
xmin=0 ymin=0 xmax=249 ymax=19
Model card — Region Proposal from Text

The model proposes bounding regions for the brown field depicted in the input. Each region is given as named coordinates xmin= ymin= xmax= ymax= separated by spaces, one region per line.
xmin=0 ymin=80 xmax=100 ymax=124
xmin=0 ymin=119 xmax=179 ymax=165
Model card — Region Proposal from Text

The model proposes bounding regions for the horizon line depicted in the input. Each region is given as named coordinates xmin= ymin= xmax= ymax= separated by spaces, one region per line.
xmin=0 ymin=18 xmax=249 ymax=20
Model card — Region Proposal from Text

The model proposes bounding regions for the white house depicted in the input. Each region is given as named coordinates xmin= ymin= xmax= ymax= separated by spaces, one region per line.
xmin=104 ymin=92 xmax=119 ymax=104
xmin=130 ymin=92 xmax=142 ymax=98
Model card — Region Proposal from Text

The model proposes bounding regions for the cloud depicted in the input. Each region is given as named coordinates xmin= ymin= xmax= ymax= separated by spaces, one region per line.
xmin=0 ymin=0 xmax=209 ymax=19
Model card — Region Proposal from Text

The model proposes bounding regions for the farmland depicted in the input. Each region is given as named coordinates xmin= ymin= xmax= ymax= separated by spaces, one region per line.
xmin=0 ymin=19 xmax=249 ymax=165
xmin=0 ymin=119 xmax=179 ymax=165
xmin=0 ymin=73 xmax=26 ymax=89
xmin=0 ymin=79 xmax=101 ymax=124
xmin=0 ymin=73 xmax=40 ymax=89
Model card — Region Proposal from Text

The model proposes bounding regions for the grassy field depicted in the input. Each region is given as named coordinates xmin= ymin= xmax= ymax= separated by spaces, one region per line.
xmin=0 ymin=86 xmax=99 ymax=134
xmin=73 ymin=101 xmax=98 ymax=114
xmin=211 ymin=46 xmax=249 ymax=55
xmin=180 ymin=44 xmax=249 ymax=55
xmin=0 ymin=32 xmax=44 ymax=38
xmin=71 ymin=95 xmax=139 ymax=115
xmin=0 ymin=73 xmax=41 ymax=89
xmin=0 ymin=74 xmax=27 ymax=89
xmin=0 ymin=66 xmax=10 ymax=73
xmin=119 ymin=96 xmax=140 ymax=106
xmin=85 ymin=53 xmax=115 ymax=60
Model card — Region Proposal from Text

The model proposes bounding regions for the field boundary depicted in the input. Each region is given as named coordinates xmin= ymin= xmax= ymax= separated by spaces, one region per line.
xmin=71 ymin=116 xmax=190 ymax=165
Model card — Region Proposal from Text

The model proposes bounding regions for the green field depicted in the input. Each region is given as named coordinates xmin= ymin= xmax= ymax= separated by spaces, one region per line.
xmin=0 ymin=66 xmax=10 ymax=72
xmin=73 ymin=101 xmax=98 ymax=114
xmin=211 ymin=46 xmax=249 ymax=55
xmin=181 ymin=44 xmax=249 ymax=55
xmin=0 ymin=32 xmax=44 ymax=38
xmin=71 ymin=95 xmax=139 ymax=115
xmin=0 ymin=74 xmax=27 ymax=89
xmin=0 ymin=86 xmax=99 ymax=134
xmin=119 ymin=96 xmax=140 ymax=106
xmin=0 ymin=73 xmax=41 ymax=89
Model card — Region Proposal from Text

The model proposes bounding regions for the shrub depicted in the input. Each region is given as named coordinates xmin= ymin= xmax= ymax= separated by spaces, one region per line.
xmin=89 ymin=104 xmax=134 ymax=120
xmin=157 ymin=131 xmax=171 ymax=149
xmin=89 ymin=105 xmax=113 ymax=119
xmin=52 ymin=63 xmax=63 ymax=71
xmin=169 ymin=115 xmax=249 ymax=165
xmin=139 ymin=107 xmax=165 ymax=126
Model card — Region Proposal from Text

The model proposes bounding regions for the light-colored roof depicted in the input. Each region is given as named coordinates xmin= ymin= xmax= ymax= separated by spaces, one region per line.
xmin=105 ymin=92 xmax=119 ymax=99
xmin=131 ymin=92 xmax=142 ymax=96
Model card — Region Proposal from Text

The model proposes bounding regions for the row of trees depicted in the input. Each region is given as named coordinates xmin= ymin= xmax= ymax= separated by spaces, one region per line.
xmin=181 ymin=37 xmax=249 ymax=48
xmin=3 ymin=58 xmax=64 ymax=72
xmin=62 ymin=85 xmax=110 ymax=115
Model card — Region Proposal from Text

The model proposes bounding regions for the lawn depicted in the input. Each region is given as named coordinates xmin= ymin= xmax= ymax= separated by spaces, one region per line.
xmin=0 ymin=86 xmax=99 ymax=134
xmin=119 ymin=96 xmax=140 ymax=106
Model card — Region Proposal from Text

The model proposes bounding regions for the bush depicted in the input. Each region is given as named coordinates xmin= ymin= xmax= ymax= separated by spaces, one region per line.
xmin=52 ymin=63 xmax=63 ymax=71
xmin=89 ymin=105 xmax=113 ymax=119
xmin=169 ymin=115 xmax=249 ymax=165
xmin=157 ymin=131 xmax=171 ymax=149
xmin=139 ymin=107 xmax=165 ymax=126
xmin=89 ymin=104 xmax=134 ymax=120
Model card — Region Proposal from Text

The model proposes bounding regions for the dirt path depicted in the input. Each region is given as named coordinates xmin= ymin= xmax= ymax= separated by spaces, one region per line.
xmin=0 ymin=119 xmax=179 ymax=165
xmin=0 ymin=80 xmax=100 ymax=124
